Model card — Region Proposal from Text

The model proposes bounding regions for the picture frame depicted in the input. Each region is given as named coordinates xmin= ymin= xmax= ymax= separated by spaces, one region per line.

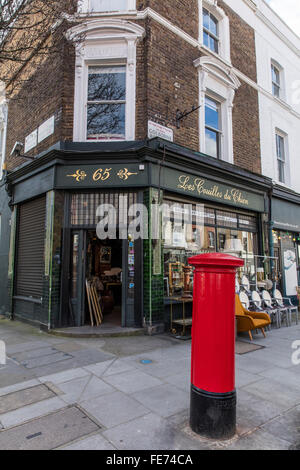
xmin=100 ymin=246 xmax=111 ymax=264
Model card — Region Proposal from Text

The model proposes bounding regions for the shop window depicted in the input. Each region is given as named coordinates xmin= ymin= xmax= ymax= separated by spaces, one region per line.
xmin=87 ymin=65 xmax=126 ymax=141
xmin=78 ymin=0 xmax=136 ymax=13
xmin=276 ymin=132 xmax=286 ymax=184
xmin=163 ymin=199 xmax=258 ymax=298
xmin=205 ymin=96 xmax=221 ymax=159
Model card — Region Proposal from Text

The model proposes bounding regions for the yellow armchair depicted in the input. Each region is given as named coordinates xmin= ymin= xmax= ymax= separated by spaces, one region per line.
xmin=235 ymin=295 xmax=271 ymax=341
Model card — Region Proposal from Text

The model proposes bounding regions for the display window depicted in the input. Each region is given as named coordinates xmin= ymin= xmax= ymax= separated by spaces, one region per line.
xmin=163 ymin=198 xmax=258 ymax=298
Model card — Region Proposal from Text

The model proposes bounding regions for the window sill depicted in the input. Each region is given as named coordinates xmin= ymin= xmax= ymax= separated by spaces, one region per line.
xmin=198 ymin=44 xmax=231 ymax=67
xmin=273 ymin=180 xmax=290 ymax=189
xmin=76 ymin=10 xmax=137 ymax=18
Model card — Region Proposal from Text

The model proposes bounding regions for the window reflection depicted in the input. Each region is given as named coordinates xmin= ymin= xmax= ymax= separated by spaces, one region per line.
xmin=163 ymin=199 xmax=258 ymax=296
xmin=87 ymin=66 xmax=126 ymax=140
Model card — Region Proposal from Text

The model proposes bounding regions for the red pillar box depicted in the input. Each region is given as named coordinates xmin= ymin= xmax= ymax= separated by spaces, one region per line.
xmin=188 ymin=253 xmax=244 ymax=439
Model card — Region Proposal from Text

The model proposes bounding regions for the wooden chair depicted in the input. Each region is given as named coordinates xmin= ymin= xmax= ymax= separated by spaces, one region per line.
xmin=235 ymin=294 xmax=271 ymax=341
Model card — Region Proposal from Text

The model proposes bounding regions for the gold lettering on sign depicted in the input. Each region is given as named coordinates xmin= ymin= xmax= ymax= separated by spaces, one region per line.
xmin=177 ymin=175 xmax=249 ymax=206
xmin=67 ymin=170 xmax=87 ymax=182
xmin=93 ymin=168 xmax=112 ymax=181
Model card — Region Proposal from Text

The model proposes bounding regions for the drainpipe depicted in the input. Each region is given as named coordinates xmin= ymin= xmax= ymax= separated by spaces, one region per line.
xmin=268 ymin=183 xmax=275 ymax=290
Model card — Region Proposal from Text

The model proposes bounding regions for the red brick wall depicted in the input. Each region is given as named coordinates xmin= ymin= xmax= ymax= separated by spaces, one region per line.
xmin=144 ymin=19 xmax=200 ymax=150
xmin=5 ymin=1 xmax=261 ymax=175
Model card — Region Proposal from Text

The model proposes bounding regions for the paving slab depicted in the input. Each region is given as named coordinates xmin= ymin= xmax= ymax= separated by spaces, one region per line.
xmin=59 ymin=433 xmax=116 ymax=450
xmin=226 ymin=428 xmax=292 ymax=450
xmin=57 ymin=375 xmax=115 ymax=404
xmin=6 ymin=341 xmax=53 ymax=355
xmin=164 ymin=373 xmax=191 ymax=393
xmin=80 ymin=391 xmax=150 ymax=428
xmin=20 ymin=352 xmax=73 ymax=369
xmin=103 ymin=369 xmax=162 ymax=394
xmin=123 ymin=357 xmax=190 ymax=380
xmin=39 ymin=367 xmax=91 ymax=385
xmin=54 ymin=342 xmax=86 ymax=353
xmin=0 ymin=364 xmax=37 ymax=388
xmin=132 ymin=384 xmax=189 ymax=418
xmin=0 ymin=384 xmax=55 ymax=414
xmin=0 ymin=379 xmax=40 ymax=398
xmin=69 ymin=349 xmax=115 ymax=367
xmin=83 ymin=360 xmax=115 ymax=377
xmin=242 ymin=378 xmax=300 ymax=409
xmin=236 ymin=389 xmax=289 ymax=430
xmin=260 ymin=405 xmax=300 ymax=445
xmin=10 ymin=347 xmax=58 ymax=363
xmin=0 ymin=397 xmax=67 ymax=428
xmin=235 ymin=369 xmax=264 ymax=389
xmin=102 ymin=413 xmax=207 ymax=451
xmin=258 ymin=365 xmax=300 ymax=388
xmin=0 ymin=407 xmax=99 ymax=450
xmin=24 ymin=359 xmax=86 ymax=378
xmin=102 ymin=359 xmax=137 ymax=377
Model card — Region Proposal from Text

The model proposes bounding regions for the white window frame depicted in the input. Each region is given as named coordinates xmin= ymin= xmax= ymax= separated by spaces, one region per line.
xmin=271 ymin=60 xmax=285 ymax=101
xmin=86 ymin=64 xmax=127 ymax=141
xmin=203 ymin=8 xmax=219 ymax=54
xmin=205 ymin=95 xmax=222 ymax=159
xmin=69 ymin=19 xmax=145 ymax=142
xmin=78 ymin=0 xmax=136 ymax=14
xmin=0 ymin=101 xmax=8 ymax=181
xmin=194 ymin=56 xmax=240 ymax=163
xmin=199 ymin=0 xmax=231 ymax=64
xmin=275 ymin=129 xmax=289 ymax=185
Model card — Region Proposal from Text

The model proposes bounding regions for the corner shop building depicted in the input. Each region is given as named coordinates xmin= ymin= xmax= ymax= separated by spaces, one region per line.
xmin=4 ymin=139 xmax=272 ymax=332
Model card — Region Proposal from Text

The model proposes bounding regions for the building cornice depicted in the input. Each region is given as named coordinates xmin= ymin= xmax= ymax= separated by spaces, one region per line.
xmin=255 ymin=9 xmax=300 ymax=57
xmin=6 ymin=139 xmax=272 ymax=195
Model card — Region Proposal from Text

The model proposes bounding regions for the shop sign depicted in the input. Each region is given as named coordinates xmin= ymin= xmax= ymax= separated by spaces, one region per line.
xmin=55 ymin=164 xmax=148 ymax=189
xmin=148 ymin=121 xmax=174 ymax=142
xmin=158 ymin=168 xmax=265 ymax=212
xmin=272 ymin=198 xmax=300 ymax=231
xmin=25 ymin=129 xmax=38 ymax=153
xmin=38 ymin=116 xmax=54 ymax=143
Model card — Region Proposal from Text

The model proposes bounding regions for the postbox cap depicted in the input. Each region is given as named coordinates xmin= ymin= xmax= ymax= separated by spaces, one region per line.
xmin=188 ymin=252 xmax=244 ymax=268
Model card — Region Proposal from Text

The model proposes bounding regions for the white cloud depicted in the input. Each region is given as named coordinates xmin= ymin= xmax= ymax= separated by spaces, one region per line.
xmin=266 ymin=0 xmax=300 ymax=37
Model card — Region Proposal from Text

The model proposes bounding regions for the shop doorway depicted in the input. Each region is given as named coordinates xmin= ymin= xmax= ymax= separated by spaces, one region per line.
xmin=69 ymin=229 xmax=135 ymax=328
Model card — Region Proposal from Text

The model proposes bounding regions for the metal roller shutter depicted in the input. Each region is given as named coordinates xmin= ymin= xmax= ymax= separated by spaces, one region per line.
xmin=15 ymin=196 xmax=46 ymax=299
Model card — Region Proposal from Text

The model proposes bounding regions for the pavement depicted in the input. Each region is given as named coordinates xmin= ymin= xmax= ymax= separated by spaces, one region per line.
xmin=0 ymin=316 xmax=299 ymax=450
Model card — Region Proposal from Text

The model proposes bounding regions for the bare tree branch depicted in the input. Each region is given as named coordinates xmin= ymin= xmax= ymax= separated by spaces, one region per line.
xmin=0 ymin=0 xmax=80 ymax=96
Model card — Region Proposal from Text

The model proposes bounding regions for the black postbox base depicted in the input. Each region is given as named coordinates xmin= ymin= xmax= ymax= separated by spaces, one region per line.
xmin=190 ymin=385 xmax=236 ymax=439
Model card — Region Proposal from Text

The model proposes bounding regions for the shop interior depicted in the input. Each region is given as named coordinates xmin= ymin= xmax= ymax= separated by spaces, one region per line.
xmin=85 ymin=230 xmax=123 ymax=326
xmin=163 ymin=200 xmax=258 ymax=299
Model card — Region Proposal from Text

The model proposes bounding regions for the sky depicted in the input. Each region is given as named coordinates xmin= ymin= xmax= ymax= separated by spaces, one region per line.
xmin=266 ymin=0 xmax=300 ymax=37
